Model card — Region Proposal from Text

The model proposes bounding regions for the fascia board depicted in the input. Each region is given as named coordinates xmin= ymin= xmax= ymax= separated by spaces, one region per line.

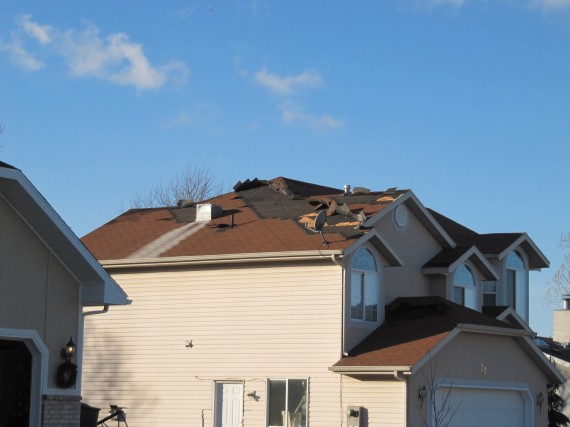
xmin=496 ymin=233 xmax=550 ymax=269
xmin=101 ymin=250 xmax=345 ymax=269
xmin=363 ymin=191 xmax=456 ymax=249
xmin=328 ymin=365 xmax=412 ymax=374
xmin=0 ymin=167 xmax=130 ymax=306
xmin=422 ymin=246 xmax=498 ymax=280
xmin=520 ymin=336 xmax=566 ymax=384
xmin=343 ymin=229 xmax=403 ymax=267
xmin=448 ymin=246 xmax=499 ymax=281
xmin=495 ymin=307 xmax=534 ymax=333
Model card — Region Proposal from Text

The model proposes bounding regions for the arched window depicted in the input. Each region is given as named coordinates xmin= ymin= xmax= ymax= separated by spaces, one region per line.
xmin=350 ymin=248 xmax=379 ymax=322
xmin=506 ymin=251 xmax=527 ymax=320
xmin=453 ymin=264 xmax=477 ymax=310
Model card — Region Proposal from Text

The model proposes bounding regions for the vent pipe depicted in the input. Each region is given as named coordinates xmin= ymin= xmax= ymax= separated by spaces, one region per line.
xmin=344 ymin=184 xmax=351 ymax=195
xmin=563 ymin=294 xmax=570 ymax=310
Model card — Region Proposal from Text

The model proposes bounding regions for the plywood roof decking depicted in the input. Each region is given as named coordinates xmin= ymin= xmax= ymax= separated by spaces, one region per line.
xmin=82 ymin=177 xmax=405 ymax=261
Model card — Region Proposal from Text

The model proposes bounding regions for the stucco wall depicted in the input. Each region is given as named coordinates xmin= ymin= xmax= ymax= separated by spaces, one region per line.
xmin=0 ymin=196 xmax=79 ymax=389
xmin=408 ymin=332 xmax=549 ymax=427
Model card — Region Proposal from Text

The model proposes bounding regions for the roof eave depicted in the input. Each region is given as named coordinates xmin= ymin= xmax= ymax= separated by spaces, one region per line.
xmin=328 ymin=365 xmax=412 ymax=375
xmin=0 ymin=166 xmax=130 ymax=306
xmin=100 ymin=249 xmax=345 ymax=269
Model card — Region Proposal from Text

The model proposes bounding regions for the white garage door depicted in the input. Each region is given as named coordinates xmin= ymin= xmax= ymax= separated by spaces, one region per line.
xmin=435 ymin=387 xmax=526 ymax=427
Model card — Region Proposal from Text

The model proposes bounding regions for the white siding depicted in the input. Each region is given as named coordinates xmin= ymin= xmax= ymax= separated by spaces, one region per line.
xmin=82 ymin=262 xmax=347 ymax=426
xmin=341 ymin=376 xmax=406 ymax=426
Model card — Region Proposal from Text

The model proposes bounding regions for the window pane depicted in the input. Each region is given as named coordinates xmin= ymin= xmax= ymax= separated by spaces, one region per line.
xmin=506 ymin=251 xmax=525 ymax=270
xmin=350 ymin=272 xmax=363 ymax=320
xmin=515 ymin=270 xmax=527 ymax=319
xmin=454 ymin=265 xmax=475 ymax=287
xmin=364 ymin=272 xmax=378 ymax=322
xmin=465 ymin=287 xmax=477 ymax=310
xmin=453 ymin=287 xmax=464 ymax=305
xmin=506 ymin=270 xmax=516 ymax=308
xmin=483 ymin=281 xmax=497 ymax=293
xmin=352 ymin=248 xmax=377 ymax=272
xmin=287 ymin=379 xmax=307 ymax=427
xmin=268 ymin=380 xmax=286 ymax=426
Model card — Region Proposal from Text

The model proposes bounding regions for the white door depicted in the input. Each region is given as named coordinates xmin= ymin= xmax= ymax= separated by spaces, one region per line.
xmin=215 ymin=383 xmax=243 ymax=427
xmin=435 ymin=387 xmax=526 ymax=427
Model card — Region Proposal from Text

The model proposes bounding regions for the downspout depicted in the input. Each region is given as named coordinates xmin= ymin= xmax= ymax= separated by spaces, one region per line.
xmin=83 ymin=304 xmax=110 ymax=317
xmin=393 ymin=371 xmax=408 ymax=426
xmin=331 ymin=255 xmax=348 ymax=357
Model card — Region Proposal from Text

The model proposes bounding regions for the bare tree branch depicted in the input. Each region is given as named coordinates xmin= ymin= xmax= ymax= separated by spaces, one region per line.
xmin=544 ymin=232 xmax=570 ymax=305
xmin=131 ymin=165 xmax=224 ymax=208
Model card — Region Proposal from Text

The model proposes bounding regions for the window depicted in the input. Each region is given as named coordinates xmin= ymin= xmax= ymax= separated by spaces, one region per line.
xmin=453 ymin=264 xmax=477 ymax=310
xmin=267 ymin=379 xmax=307 ymax=427
xmin=350 ymin=248 xmax=379 ymax=322
xmin=506 ymin=251 xmax=528 ymax=320
xmin=482 ymin=281 xmax=497 ymax=306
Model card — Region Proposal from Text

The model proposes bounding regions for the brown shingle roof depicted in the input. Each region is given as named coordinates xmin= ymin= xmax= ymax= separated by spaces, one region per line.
xmin=82 ymin=177 xmax=403 ymax=260
xmin=333 ymin=297 xmax=519 ymax=369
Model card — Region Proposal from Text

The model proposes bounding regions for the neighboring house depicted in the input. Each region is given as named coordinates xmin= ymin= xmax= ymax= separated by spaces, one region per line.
xmin=0 ymin=161 xmax=130 ymax=426
xmin=81 ymin=177 xmax=562 ymax=427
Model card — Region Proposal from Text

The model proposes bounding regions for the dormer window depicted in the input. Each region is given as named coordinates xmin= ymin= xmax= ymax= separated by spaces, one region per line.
xmin=350 ymin=248 xmax=379 ymax=322
xmin=506 ymin=251 xmax=528 ymax=320
xmin=453 ymin=264 xmax=477 ymax=310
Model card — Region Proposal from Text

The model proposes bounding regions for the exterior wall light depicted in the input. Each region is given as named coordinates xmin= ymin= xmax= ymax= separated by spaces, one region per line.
xmin=57 ymin=336 xmax=78 ymax=388
xmin=418 ymin=385 xmax=427 ymax=408
xmin=61 ymin=337 xmax=76 ymax=362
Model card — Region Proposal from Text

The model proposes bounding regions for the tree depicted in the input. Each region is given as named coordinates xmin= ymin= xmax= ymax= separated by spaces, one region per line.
xmin=131 ymin=165 xmax=223 ymax=208
xmin=545 ymin=232 xmax=570 ymax=305
xmin=549 ymin=384 xmax=570 ymax=427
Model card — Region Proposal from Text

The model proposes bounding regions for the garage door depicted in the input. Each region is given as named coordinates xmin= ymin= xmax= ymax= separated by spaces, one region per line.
xmin=435 ymin=387 xmax=526 ymax=427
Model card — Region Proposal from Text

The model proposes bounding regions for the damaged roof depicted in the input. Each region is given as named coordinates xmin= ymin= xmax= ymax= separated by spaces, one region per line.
xmin=82 ymin=177 xmax=408 ymax=261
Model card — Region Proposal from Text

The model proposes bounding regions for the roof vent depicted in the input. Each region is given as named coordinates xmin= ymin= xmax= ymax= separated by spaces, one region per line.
xmin=344 ymin=184 xmax=351 ymax=195
xmin=352 ymin=187 xmax=370 ymax=195
xmin=394 ymin=204 xmax=408 ymax=229
xmin=196 ymin=204 xmax=223 ymax=222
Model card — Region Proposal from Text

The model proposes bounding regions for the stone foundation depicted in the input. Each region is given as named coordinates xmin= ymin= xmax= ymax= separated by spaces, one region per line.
xmin=42 ymin=394 xmax=81 ymax=427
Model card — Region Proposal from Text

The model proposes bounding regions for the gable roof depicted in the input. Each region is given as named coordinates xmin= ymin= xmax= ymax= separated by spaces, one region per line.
xmin=330 ymin=296 xmax=563 ymax=383
xmin=0 ymin=164 xmax=129 ymax=306
xmin=428 ymin=209 xmax=549 ymax=270
xmin=331 ymin=297 xmax=521 ymax=371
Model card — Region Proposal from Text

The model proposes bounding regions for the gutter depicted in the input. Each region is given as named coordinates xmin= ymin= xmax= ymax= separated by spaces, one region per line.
xmin=329 ymin=365 xmax=412 ymax=375
xmin=101 ymin=250 xmax=344 ymax=269
xmin=456 ymin=323 xmax=535 ymax=337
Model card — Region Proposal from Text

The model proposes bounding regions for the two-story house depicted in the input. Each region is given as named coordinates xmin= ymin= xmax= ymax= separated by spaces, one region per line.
xmin=81 ymin=177 xmax=562 ymax=427
xmin=0 ymin=161 xmax=129 ymax=426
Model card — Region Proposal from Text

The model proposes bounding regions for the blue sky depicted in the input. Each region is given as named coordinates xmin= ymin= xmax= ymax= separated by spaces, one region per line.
xmin=0 ymin=0 xmax=568 ymax=336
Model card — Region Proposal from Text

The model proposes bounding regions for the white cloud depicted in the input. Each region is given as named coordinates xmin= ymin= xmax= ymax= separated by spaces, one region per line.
xmin=18 ymin=14 xmax=51 ymax=45
xmin=0 ymin=36 xmax=44 ymax=71
xmin=531 ymin=0 xmax=570 ymax=10
xmin=1 ymin=14 xmax=189 ymax=90
xmin=254 ymin=68 xmax=322 ymax=94
xmin=280 ymin=104 xmax=344 ymax=131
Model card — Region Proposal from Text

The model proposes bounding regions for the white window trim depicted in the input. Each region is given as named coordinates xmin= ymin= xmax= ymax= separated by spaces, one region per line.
xmin=266 ymin=378 xmax=309 ymax=427
xmin=451 ymin=264 xmax=477 ymax=310
xmin=347 ymin=245 xmax=383 ymax=329
xmin=0 ymin=328 xmax=48 ymax=427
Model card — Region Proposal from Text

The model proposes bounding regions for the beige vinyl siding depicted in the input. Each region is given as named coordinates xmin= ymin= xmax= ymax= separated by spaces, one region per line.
xmin=341 ymin=376 xmax=406 ymax=426
xmin=82 ymin=262 xmax=345 ymax=426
